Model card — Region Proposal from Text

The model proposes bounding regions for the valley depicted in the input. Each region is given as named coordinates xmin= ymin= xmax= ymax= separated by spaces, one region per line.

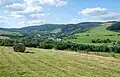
xmin=0 ymin=21 xmax=120 ymax=77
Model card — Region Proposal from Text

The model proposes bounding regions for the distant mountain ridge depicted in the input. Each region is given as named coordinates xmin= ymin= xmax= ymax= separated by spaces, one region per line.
xmin=0 ymin=22 xmax=103 ymax=37
xmin=0 ymin=21 xmax=119 ymax=47
xmin=1 ymin=21 xmax=118 ymax=39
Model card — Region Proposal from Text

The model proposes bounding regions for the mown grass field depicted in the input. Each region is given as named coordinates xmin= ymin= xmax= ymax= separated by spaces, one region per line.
xmin=0 ymin=36 xmax=10 ymax=39
xmin=66 ymin=23 xmax=120 ymax=45
xmin=0 ymin=47 xmax=120 ymax=77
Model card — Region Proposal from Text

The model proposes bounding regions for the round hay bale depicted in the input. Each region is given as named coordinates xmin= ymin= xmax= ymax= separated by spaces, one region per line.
xmin=13 ymin=43 xmax=26 ymax=52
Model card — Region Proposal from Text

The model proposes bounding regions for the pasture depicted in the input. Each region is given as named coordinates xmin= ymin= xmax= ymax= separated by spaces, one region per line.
xmin=0 ymin=47 xmax=120 ymax=77
xmin=66 ymin=24 xmax=120 ymax=45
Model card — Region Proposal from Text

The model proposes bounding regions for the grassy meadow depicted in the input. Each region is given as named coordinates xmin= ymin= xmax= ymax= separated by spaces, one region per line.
xmin=66 ymin=23 xmax=120 ymax=45
xmin=0 ymin=46 xmax=120 ymax=77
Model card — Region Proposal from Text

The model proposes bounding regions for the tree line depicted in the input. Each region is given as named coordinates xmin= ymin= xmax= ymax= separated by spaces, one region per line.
xmin=92 ymin=39 xmax=112 ymax=43
xmin=0 ymin=38 xmax=120 ymax=53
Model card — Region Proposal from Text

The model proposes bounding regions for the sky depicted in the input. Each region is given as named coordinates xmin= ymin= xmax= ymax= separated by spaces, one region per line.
xmin=0 ymin=0 xmax=120 ymax=28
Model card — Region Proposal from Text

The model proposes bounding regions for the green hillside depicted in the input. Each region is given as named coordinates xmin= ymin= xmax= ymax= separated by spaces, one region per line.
xmin=107 ymin=22 xmax=120 ymax=31
xmin=0 ymin=22 xmax=120 ymax=52
xmin=0 ymin=47 xmax=120 ymax=77
xmin=66 ymin=23 xmax=120 ymax=45
xmin=0 ymin=30 xmax=22 ymax=39
xmin=0 ymin=22 xmax=103 ymax=47
xmin=0 ymin=22 xmax=102 ymax=39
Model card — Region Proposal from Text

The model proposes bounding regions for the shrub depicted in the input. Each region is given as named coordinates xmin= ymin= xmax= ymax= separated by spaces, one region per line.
xmin=13 ymin=43 xmax=26 ymax=52
xmin=42 ymin=44 xmax=54 ymax=49
xmin=38 ymin=42 xmax=54 ymax=49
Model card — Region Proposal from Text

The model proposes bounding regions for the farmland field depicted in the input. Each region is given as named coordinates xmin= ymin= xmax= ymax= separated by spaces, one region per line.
xmin=0 ymin=47 xmax=120 ymax=77
xmin=0 ymin=36 xmax=10 ymax=39
xmin=66 ymin=23 xmax=120 ymax=45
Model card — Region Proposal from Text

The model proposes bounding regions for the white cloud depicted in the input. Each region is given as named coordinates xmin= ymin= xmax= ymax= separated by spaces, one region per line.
xmin=10 ymin=6 xmax=44 ymax=19
xmin=69 ymin=18 xmax=81 ymax=24
xmin=42 ymin=0 xmax=56 ymax=4
xmin=24 ymin=0 xmax=42 ymax=6
xmin=0 ymin=0 xmax=67 ymax=28
xmin=3 ymin=0 xmax=67 ymax=20
xmin=80 ymin=7 xmax=120 ymax=21
xmin=0 ymin=19 xmax=9 ymax=27
xmin=30 ymin=13 xmax=45 ymax=18
xmin=16 ymin=6 xmax=43 ymax=15
xmin=6 ymin=3 xmax=26 ymax=11
xmin=5 ymin=1 xmax=44 ymax=19
xmin=27 ymin=20 xmax=46 ymax=25
xmin=0 ymin=16 xmax=10 ymax=20
xmin=0 ymin=0 xmax=22 ymax=7
xmin=69 ymin=18 xmax=99 ymax=24
xmin=69 ymin=17 xmax=105 ymax=24
xmin=0 ymin=16 xmax=2 ymax=19
xmin=81 ymin=7 xmax=108 ymax=16
xmin=24 ymin=0 xmax=67 ymax=7
xmin=56 ymin=0 xmax=67 ymax=7
xmin=10 ymin=14 xmax=25 ymax=18
xmin=18 ymin=20 xmax=46 ymax=27
xmin=4 ymin=10 xmax=8 ymax=13
xmin=100 ymin=12 xmax=120 ymax=21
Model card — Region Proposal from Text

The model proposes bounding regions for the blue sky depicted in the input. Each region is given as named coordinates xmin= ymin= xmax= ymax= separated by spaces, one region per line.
xmin=0 ymin=0 xmax=120 ymax=28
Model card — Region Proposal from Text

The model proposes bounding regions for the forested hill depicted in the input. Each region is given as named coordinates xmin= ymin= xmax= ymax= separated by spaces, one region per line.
xmin=17 ymin=22 xmax=102 ymax=32
xmin=107 ymin=21 xmax=120 ymax=31
xmin=1 ymin=21 xmax=120 ymax=52
xmin=0 ymin=22 xmax=102 ymax=38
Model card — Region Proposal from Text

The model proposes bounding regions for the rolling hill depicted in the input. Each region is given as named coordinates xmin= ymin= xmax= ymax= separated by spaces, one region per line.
xmin=107 ymin=22 xmax=120 ymax=31
xmin=66 ymin=22 xmax=120 ymax=45
xmin=0 ymin=21 xmax=120 ymax=77
xmin=0 ymin=22 xmax=102 ymax=39
xmin=0 ymin=21 xmax=120 ymax=47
